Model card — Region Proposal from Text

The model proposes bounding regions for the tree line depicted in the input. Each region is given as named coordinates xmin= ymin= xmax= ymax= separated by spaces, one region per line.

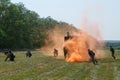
xmin=0 ymin=0 xmax=77 ymax=50
xmin=105 ymin=40 xmax=120 ymax=50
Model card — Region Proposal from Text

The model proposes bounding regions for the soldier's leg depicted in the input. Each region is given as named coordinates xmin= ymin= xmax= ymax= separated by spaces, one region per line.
xmin=91 ymin=57 xmax=96 ymax=64
xmin=10 ymin=57 xmax=14 ymax=61
xmin=112 ymin=53 xmax=116 ymax=59
xmin=94 ymin=57 xmax=98 ymax=63
xmin=95 ymin=58 xmax=98 ymax=64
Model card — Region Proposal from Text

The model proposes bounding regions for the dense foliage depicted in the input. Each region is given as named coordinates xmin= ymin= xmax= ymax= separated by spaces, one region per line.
xmin=0 ymin=0 xmax=76 ymax=50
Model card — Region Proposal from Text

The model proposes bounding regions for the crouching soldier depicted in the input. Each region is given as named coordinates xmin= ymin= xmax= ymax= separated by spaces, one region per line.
xmin=26 ymin=50 xmax=32 ymax=57
xmin=53 ymin=48 xmax=58 ymax=57
xmin=5 ymin=50 xmax=15 ymax=61
xmin=88 ymin=49 xmax=98 ymax=65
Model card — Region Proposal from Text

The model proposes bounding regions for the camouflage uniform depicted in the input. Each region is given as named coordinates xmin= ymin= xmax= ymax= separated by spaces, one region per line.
xmin=53 ymin=48 xmax=58 ymax=57
xmin=5 ymin=50 xmax=15 ymax=61
xmin=26 ymin=50 xmax=32 ymax=57
xmin=88 ymin=49 xmax=98 ymax=64
xmin=110 ymin=46 xmax=116 ymax=60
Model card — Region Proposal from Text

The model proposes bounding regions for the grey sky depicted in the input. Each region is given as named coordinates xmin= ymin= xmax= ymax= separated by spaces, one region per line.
xmin=11 ymin=0 xmax=120 ymax=40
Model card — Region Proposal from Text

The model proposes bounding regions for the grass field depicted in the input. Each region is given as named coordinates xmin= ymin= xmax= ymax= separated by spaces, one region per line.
xmin=0 ymin=50 xmax=120 ymax=80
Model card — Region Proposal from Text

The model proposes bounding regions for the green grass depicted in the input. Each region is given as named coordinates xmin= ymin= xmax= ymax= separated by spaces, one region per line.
xmin=0 ymin=50 xmax=120 ymax=80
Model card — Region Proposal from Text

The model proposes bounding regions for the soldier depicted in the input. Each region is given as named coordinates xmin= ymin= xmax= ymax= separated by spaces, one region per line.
xmin=110 ymin=46 xmax=116 ymax=60
xmin=5 ymin=50 xmax=15 ymax=61
xmin=88 ymin=49 xmax=98 ymax=65
xmin=26 ymin=50 xmax=32 ymax=57
xmin=63 ymin=32 xmax=71 ymax=59
xmin=63 ymin=47 xmax=68 ymax=59
xmin=64 ymin=32 xmax=72 ymax=41
xmin=53 ymin=48 xmax=58 ymax=57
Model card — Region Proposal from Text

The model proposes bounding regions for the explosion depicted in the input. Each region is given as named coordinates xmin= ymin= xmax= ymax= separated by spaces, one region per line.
xmin=64 ymin=31 xmax=102 ymax=62
xmin=41 ymin=18 xmax=106 ymax=62
xmin=64 ymin=19 xmax=105 ymax=62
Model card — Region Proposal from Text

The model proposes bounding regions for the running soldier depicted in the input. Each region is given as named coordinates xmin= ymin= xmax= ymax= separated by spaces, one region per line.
xmin=110 ymin=46 xmax=116 ymax=60
xmin=88 ymin=49 xmax=98 ymax=65
xmin=53 ymin=48 xmax=58 ymax=57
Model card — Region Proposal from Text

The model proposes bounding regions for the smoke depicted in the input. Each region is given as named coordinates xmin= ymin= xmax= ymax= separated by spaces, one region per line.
xmin=64 ymin=30 xmax=106 ymax=62
xmin=64 ymin=18 xmax=106 ymax=62
xmin=40 ymin=26 xmax=76 ymax=56
xmin=40 ymin=18 xmax=106 ymax=62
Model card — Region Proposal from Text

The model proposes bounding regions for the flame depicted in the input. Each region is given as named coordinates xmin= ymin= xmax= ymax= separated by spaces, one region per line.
xmin=64 ymin=31 xmax=87 ymax=62
xmin=40 ymin=18 xmax=106 ymax=62
xmin=62 ymin=17 xmax=106 ymax=62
